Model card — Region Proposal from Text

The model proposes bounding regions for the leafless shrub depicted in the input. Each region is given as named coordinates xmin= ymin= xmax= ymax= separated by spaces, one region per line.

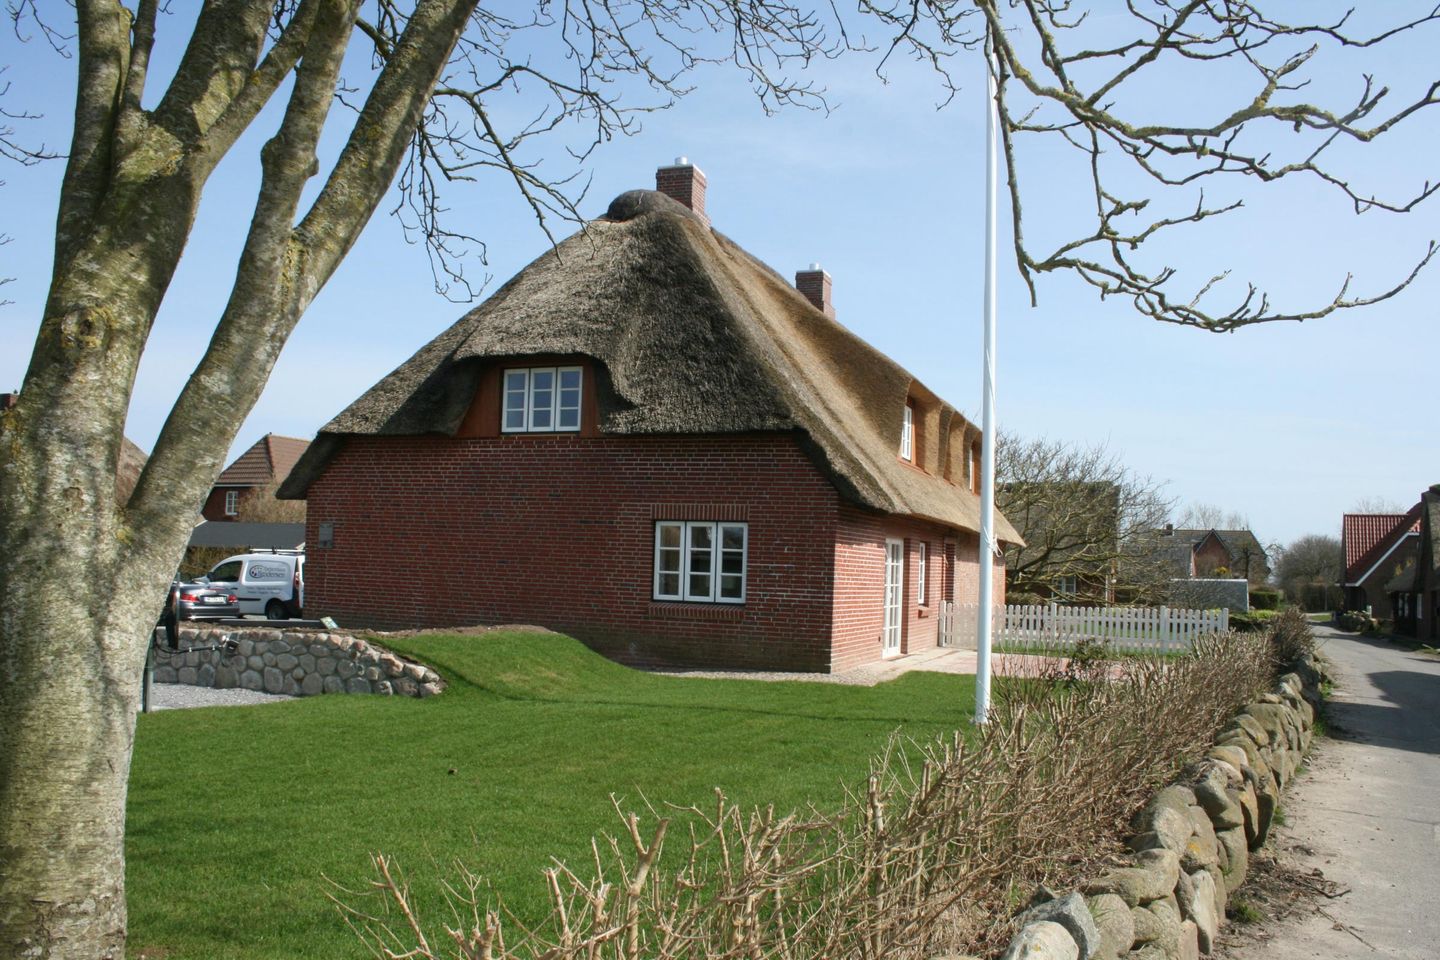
xmin=1268 ymin=608 xmax=1316 ymax=666
xmin=332 ymin=632 xmax=1275 ymax=960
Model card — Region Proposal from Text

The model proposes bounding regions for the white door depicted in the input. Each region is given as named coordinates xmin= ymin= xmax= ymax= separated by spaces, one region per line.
xmin=883 ymin=539 xmax=903 ymax=657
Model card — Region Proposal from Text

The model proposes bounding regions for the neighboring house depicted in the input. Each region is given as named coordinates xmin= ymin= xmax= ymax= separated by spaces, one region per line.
xmin=278 ymin=162 xmax=1021 ymax=672
xmin=1000 ymin=481 xmax=1119 ymax=603
xmin=1341 ymin=507 xmax=1421 ymax=616
xmin=203 ymin=434 xmax=310 ymax=521
xmin=1389 ymin=484 xmax=1440 ymax=641
xmin=1149 ymin=526 xmax=1272 ymax=584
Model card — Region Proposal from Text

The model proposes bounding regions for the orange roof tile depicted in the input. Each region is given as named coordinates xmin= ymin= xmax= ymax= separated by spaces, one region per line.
xmin=1342 ymin=507 xmax=1421 ymax=580
xmin=215 ymin=434 xmax=310 ymax=488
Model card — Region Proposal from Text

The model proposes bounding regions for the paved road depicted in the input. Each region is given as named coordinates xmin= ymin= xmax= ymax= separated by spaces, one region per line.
xmin=1227 ymin=625 xmax=1440 ymax=959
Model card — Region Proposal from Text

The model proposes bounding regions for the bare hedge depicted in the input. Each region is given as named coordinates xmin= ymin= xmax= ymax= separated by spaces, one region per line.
xmin=334 ymin=631 xmax=1278 ymax=960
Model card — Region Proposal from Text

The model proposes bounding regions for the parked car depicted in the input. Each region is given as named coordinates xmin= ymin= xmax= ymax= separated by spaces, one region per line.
xmin=196 ymin=550 xmax=305 ymax=620
xmin=172 ymin=580 xmax=241 ymax=620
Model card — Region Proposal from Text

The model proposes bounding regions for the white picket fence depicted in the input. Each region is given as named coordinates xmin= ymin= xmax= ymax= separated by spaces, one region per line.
xmin=939 ymin=602 xmax=1229 ymax=656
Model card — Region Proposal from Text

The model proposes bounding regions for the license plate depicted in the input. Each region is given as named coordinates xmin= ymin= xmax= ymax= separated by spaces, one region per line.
xmin=203 ymin=596 xmax=225 ymax=604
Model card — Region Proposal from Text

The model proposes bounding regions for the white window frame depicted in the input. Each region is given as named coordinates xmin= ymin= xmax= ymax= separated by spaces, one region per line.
xmin=899 ymin=404 xmax=914 ymax=461
xmin=916 ymin=542 xmax=927 ymax=606
xmin=223 ymin=490 xmax=239 ymax=516
xmin=502 ymin=366 xmax=583 ymax=433
xmin=653 ymin=520 xmax=747 ymax=604
xmin=1055 ymin=574 xmax=1078 ymax=596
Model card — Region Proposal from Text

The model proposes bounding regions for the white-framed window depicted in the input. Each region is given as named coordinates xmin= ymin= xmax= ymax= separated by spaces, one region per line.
xmin=1055 ymin=574 xmax=1078 ymax=596
xmin=223 ymin=490 xmax=239 ymax=516
xmin=502 ymin=366 xmax=583 ymax=433
xmin=916 ymin=542 xmax=927 ymax=606
xmin=899 ymin=404 xmax=914 ymax=461
xmin=653 ymin=521 xmax=747 ymax=604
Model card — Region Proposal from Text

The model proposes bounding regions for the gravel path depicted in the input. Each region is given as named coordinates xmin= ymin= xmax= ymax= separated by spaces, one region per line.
xmin=144 ymin=683 xmax=295 ymax=710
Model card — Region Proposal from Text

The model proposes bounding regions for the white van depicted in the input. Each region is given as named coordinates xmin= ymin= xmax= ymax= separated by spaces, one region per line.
xmin=200 ymin=550 xmax=305 ymax=620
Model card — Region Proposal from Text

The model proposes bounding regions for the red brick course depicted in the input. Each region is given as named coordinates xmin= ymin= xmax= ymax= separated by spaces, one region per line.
xmin=304 ymin=432 xmax=1001 ymax=672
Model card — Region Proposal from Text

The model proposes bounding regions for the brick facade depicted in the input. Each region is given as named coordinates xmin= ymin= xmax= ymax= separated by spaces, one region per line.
xmin=303 ymin=432 xmax=1002 ymax=672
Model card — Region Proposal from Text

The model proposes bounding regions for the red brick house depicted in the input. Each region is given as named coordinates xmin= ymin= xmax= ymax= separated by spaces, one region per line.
xmin=1341 ymin=507 xmax=1421 ymax=617
xmin=279 ymin=162 xmax=1019 ymax=672
xmin=203 ymin=433 xmax=310 ymax=521
xmin=1388 ymin=485 xmax=1440 ymax=640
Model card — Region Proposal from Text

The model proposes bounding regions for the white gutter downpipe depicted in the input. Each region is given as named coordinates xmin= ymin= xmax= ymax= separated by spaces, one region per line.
xmin=975 ymin=32 xmax=1000 ymax=726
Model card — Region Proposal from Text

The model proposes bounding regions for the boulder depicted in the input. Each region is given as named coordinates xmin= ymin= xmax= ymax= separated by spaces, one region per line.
xmin=1182 ymin=806 xmax=1220 ymax=872
xmin=1086 ymin=850 xmax=1179 ymax=907
xmin=1086 ymin=894 xmax=1133 ymax=960
xmin=1000 ymin=921 xmax=1079 ymax=960
xmin=1020 ymin=893 xmax=1101 ymax=960
xmin=263 ymin=666 xmax=284 ymax=694
xmin=1130 ymin=899 xmax=1182 ymax=958
xmin=1132 ymin=790 xmax=1196 ymax=853
xmin=1183 ymin=871 xmax=1220 ymax=954
xmin=1178 ymin=920 xmax=1200 ymax=960
xmin=345 ymin=677 xmax=372 ymax=694
xmin=1194 ymin=770 xmax=1244 ymax=832
xmin=322 ymin=675 xmax=343 ymax=694
xmin=1216 ymin=828 xmax=1248 ymax=894
xmin=301 ymin=673 xmax=324 ymax=696
xmin=1205 ymin=745 xmax=1249 ymax=776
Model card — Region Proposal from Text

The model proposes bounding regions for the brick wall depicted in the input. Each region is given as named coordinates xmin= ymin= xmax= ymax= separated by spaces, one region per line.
xmin=304 ymin=433 xmax=841 ymax=671
xmin=829 ymin=506 xmax=1003 ymax=671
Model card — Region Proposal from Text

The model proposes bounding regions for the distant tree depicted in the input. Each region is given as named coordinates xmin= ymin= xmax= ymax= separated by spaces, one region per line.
xmin=997 ymin=433 xmax=1173 ymax=602
xmin=233 ymin=481 xmax=306 ymax=524
xmin=1349 ymin=496 xmax=1409 ymax=514
xmin=1275 ymin=534 xmax=1343 ymax=604
xmin=1177 ymin=502 xmax=1251 ymax=531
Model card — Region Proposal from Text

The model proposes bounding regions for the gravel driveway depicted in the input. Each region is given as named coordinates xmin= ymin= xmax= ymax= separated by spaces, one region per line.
xmin=144 ymin=683 xmax=295 ymax=710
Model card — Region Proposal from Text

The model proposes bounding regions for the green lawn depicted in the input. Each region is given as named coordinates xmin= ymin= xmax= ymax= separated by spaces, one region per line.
xmin=127 ymin=630 xmax=978 ymax=959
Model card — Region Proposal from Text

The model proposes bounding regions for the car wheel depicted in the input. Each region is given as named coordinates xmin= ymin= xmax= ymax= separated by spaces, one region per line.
xmin=265 ymin=599 xmax=287 ymax=621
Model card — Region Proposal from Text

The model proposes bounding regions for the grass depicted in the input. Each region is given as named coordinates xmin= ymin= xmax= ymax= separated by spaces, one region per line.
xmin=126 ymin=629 xmax=979 ymax=960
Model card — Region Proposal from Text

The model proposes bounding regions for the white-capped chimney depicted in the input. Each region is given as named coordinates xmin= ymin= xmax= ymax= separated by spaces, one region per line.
xmin=795 ymin=263 xmax=834 ymax=318
xmin=655 ymin=158 xmax=709 ymax=226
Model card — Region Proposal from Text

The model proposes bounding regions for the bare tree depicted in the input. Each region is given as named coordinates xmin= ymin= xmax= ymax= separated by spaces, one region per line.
xmin=1274 ymin=533 xmax=1343 ymax=604
xmin=1 ymin=2 xmax=1436 ymax=956
xmin=997 ymin=433 xmax=1173 ymax=602
xmin=1349 ymin=496 xmax=1409 ymax=514
xmin=233 ymin=481 xmax=307 ymax=524
xmin=1177 ymin=502 xmax=1251 ymax=531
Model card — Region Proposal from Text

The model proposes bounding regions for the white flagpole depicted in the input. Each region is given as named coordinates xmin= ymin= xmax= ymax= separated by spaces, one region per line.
xmin=975 ymin=32 xmax=1000 ymax=725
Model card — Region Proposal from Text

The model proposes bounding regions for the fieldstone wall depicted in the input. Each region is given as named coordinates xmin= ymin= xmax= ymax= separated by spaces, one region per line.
xmin=989 ymin=654 xmax=1322 ymax=960
xmin=152 ymin=624 xmax=444 ymax=698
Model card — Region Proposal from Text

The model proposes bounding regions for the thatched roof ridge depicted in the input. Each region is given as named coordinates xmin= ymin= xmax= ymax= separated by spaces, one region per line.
xmin=280 ymin=190 xmax=1018 ymax=542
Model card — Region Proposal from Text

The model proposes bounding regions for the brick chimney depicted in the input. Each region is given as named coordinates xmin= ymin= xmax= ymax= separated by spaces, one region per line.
xmin=795 ymin=263 xmax=834 ymax=318
xmin=655 ymin=158 xmax=708 ymax=226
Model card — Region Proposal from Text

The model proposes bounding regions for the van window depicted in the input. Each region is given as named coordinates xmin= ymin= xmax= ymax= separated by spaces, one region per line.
xmin=209 ymin=560 xmax=243 ymax=583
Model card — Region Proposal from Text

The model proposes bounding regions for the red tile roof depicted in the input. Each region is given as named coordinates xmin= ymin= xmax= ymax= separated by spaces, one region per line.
xmin=1342 ymin=508 xmax=1421 ymax=580
xmin=215 ymin=434 xmax=310 ymax=488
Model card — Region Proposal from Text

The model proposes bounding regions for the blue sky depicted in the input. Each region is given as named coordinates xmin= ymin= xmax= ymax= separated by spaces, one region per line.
xmin=2 ymin=6 xmax=1436 ymax=550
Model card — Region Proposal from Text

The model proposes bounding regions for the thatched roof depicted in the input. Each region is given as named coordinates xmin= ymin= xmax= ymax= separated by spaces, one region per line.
xmin=280 ymin=189 xmax=1019 ymax=542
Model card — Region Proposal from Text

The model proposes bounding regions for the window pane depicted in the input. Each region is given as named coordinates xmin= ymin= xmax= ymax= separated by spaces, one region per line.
xmin=689 ymin=572 xmax=712 ymax=597
xmin=659 ymin=573 xmax=680 ymax=595
xmin=721 ymin=526 xmax=744 ymax=550
xmin=720 ymin=574 xmax=743 ymax=599
xmin=721 ymin=552 xmax=743 ymax=575
xmin=531 ymin=369 xmax=555 ymax=390
xmin=529 ymin=368 xmax=555 ymax=431
xmin=658 ymin=547 xmax=681 ymax=572
xmin=659 ymin=525 xmax=682 ymax=549
xmin=531 ymin=407 xmax=552 ymax=429
xmin=504 ymin=408 xmax=526 ymax=430
xmin=558 ymin=368 xmax=582 ymax=390
xmin=557 ymin=401 xmax=580 ymax=431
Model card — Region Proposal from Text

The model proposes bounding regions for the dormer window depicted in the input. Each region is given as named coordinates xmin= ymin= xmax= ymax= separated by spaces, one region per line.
xmin=900 ymin=403 xmax=914 ymax=462
xmin=503 ymin=366 xmax=582 ymax=433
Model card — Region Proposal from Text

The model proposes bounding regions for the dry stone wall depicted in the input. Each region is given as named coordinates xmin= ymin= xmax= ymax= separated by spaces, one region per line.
xmin=152 ymin=624 xmax=444 ymax=698
xmin=987 ymin=655 xmax=1321 ymax=960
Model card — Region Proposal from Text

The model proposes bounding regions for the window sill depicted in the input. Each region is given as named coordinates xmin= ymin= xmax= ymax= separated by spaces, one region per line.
xmin=647 ymin=602 xmax=745 ymax=621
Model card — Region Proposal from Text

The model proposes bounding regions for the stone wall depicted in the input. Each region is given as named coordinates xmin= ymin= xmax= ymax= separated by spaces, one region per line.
xmin=991 ymin=654 xmax=1322 ymax=960
xmin=152 ymin=624 xmax=444 ymax=698
xmin=1168 ymin=578 xmax=1250 ymax=613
